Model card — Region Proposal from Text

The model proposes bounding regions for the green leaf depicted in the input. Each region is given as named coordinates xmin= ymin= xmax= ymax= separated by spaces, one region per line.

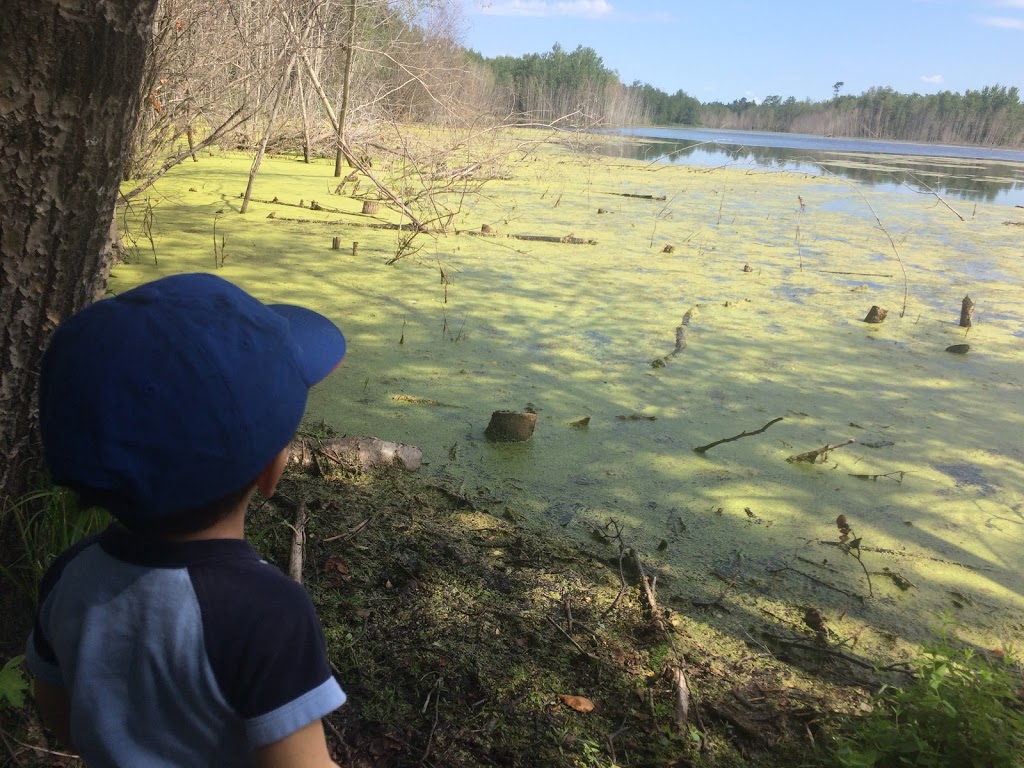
xmin=0 ymin=655 xmax=28 ymax=710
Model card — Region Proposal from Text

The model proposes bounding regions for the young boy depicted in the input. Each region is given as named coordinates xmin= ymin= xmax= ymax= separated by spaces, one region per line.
xmin=25 ymin=273 xmax=348 ymax=767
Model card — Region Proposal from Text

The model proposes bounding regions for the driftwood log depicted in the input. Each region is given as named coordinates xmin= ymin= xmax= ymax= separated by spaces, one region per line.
xmin=484 ymin=410 xmax=537 ymax=442
xmin=288 ymin=437 xmax=422 ymax=472
xmin=959 ymin=295 xmax=975 ymax=328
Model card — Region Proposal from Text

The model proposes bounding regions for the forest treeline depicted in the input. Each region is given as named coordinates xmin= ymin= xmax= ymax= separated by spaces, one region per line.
xmin=470 ymin=44 xmax=1024 ymax=149
xmin=123 ymin=0 xmax=1023 ymax=188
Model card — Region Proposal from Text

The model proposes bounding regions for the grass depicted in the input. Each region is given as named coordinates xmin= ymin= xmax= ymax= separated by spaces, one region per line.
xmin=4 ymin=457 xmax=1023 ymax=767
xmin=0 ymin=487 xmax=111 ymax=605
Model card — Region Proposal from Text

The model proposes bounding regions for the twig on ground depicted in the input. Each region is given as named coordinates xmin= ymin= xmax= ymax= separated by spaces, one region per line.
xmin=288 ymin=500 xmax=309 ymax=583
xmin=545 ymin=614 xmax=600 ymax=661
xmin=694 ymin=417 xmax=784 ymax=454
xmin=759 ymin=632 xmax=913 ymax=674
xmin=3 ymin=734 xmax=77 ymax=760
xmin=766 ymin=565 xmax=865 ymax=602
xmin=0 ymin=731 xmax=25 ymax=768
xmin=632 ymin=549 xmax=668 ymax=635
xmin=322 ymin=518 xmax=371 ymax=543
xmin=421 ymin=676 xmax=443 ymax=763
xmin=786 ymin=438 xmax=855 ymax=463
xmin=600 ymin=521 xmax=629 ymax=620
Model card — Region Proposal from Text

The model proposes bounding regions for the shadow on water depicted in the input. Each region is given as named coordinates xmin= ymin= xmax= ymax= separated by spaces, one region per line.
xmin=593 ymin=134 xmax=1024 ymax=206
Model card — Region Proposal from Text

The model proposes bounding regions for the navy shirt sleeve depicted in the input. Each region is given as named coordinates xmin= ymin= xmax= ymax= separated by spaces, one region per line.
xmin=189 ymin=558 xmax=336 ymax=718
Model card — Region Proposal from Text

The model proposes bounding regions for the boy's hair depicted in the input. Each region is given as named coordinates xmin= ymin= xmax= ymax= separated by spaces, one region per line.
xmin=39 ymin=273 xmax=345 ymax=532
xmin=75 ymin=481 xmax=255 ymax=537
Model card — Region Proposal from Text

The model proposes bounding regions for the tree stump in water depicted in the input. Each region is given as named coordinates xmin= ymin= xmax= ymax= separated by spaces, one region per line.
xmin=863 ymin=306 xmax=888 ymax=323
xmin=960 ymin=295 xmax=975 ymax=328
xmin=484 ymin=410 xmax=537 ymax=442
xmin=362 ymin=200 xmax=379 ymax=214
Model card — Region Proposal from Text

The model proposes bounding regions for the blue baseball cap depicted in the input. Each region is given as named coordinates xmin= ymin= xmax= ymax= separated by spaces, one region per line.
xmin=39 ymin=273 xmax=346 ymax=525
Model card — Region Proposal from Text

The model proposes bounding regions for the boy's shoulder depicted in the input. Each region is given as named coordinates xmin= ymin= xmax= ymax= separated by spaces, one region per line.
xmin=42 ymin=525 xmax=315 ymax=627
xmin=37 ymin=525 xmax=333 ymax=719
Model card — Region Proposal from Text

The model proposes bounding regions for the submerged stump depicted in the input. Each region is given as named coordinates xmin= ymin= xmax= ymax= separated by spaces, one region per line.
xmin=863 ymin=306 xmax=888 ymax=323
xmin=485 ymin=410 xmax=537 ymax=442
xmin=960 ymin=295 xmax=975 ymax=328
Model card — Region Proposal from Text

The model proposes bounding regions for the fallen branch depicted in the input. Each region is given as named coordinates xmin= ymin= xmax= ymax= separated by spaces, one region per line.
xmin=786 ymin=438 xmax=855 ymax=464
xmin=901 ymin=172 xmax=965 ymax=222
xmin=819 ymin=270 xmax=894 ymax=277
xmin=704 ymin=700 xmax=769 ymax=746
xmin=759 ymin=632 xmax=913 ymax=674
xmin=672 ymin=668 xmax=691 ymax=732
xmin=457 ymin=230 xmax=597 ymax=245
xmin=289 ymin=437 xmax=422 ymax=472
xmin=815 ymin=541 xmax=992 ymax=571
xmin=766 ymin=565 xmax=865 ymax=602
xmin=694 ymin=417 xmax=784 ymax=454
xmin=288 ymin=500 xmax=309 ymax=584
xmin=811 ymin=165 xmax=909 ymax=317
xmin=849 ymin=470 xmax=905 ymax=483
xmin=632 ymin=549 xmax=668 ymax=635
xmin=610 ymin=192 xmax=667 ymax=200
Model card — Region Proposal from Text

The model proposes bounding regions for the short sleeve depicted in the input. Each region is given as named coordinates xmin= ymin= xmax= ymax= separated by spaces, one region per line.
xmin=25 ymin=533 xmax=104 ymax=686
xmin=189 ymin=560 xmax=346 ymax=746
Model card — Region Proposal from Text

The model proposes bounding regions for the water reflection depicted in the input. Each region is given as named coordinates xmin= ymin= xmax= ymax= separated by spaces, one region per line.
xmin=596 ymin=138 xmax=1024 ymax=206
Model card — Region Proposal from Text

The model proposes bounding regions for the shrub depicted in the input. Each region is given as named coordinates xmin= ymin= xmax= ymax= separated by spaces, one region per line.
xmin=829 ymin=637 xmax=1024 ymax=768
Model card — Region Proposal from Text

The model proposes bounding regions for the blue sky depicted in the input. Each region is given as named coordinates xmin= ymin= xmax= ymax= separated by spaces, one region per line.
xmin=459 ymin=0 xmax=1024 ymax=104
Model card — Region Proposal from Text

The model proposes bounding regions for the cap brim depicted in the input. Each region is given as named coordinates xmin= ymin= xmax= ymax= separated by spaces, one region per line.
xmin=269 ymin=304 xmax=346 ymax=384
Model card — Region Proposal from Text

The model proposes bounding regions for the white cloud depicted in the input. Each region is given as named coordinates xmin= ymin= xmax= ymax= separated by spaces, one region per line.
xmin=920 ymin=74 xmax=944 ymax=84
xmin=476 ymin=0 xmax=614 ymax=18
xmin=993 ymin=0 xmax=1024 ymax=7
xmin=977 ymin=15 xmax=1024 ymax=27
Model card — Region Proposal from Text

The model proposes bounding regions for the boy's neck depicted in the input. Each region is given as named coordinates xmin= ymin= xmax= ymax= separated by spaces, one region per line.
xmin=165 ymin=502 xmax=249 ymax=542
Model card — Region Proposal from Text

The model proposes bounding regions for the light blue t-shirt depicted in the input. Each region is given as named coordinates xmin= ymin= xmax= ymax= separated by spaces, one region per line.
xmin=26 ymin=525 xmax=345 ymax=767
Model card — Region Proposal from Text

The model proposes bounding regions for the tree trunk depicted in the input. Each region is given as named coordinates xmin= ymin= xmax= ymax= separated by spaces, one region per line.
xmin=241 ymin=54 xmax=298 ymax=215
xmin=334 ymin=0 xmax=358 ymax=178
xmin=0 ymin=0 xmax=159 ymax=516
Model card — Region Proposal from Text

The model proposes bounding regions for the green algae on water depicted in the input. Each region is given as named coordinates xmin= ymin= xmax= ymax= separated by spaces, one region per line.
xmin=116 ymin=136 xmax=1024 ymax=661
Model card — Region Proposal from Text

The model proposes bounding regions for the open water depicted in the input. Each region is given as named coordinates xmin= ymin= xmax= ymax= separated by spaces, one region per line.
xmin=597 ymin=126 xmax=1024 ymax=206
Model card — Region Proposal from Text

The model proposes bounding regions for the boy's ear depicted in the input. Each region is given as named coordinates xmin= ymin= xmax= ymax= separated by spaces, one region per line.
xmin=255 ymin=447 xmax=290 ymax=498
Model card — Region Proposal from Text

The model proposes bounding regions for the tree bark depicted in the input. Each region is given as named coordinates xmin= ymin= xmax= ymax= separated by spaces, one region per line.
xmin=0 ymin=0 xmax=159 ymax=515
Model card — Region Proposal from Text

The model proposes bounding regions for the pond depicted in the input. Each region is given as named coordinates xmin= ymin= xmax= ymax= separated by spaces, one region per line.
xmin=117 ymin=135 xmax=1024 ymax=659
xmin=596 ymin=126 xmax=1024 ymax=206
